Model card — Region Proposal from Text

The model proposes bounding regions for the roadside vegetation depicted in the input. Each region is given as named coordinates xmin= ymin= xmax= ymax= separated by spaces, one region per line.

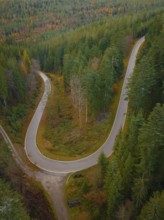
xmin=37 ymin=70 xmax=123 ymax=160
xmin=0 ymin=25 xmax=55 ymax=220
xmin=0 ymin=135 xmax=56 ymax=219
xmin=37 ymin=46 xmax=131 ymax=160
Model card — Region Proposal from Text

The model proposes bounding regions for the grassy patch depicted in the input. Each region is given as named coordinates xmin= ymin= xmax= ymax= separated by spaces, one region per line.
xmin=37 ymin=72 xmax=124 ymax=160
xmin=65 ymin=165 xmax=107 ymax=220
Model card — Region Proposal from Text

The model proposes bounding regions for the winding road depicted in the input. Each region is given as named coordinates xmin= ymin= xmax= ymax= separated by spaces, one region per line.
xmin=24 ymin=37 xmax=145 ymax=174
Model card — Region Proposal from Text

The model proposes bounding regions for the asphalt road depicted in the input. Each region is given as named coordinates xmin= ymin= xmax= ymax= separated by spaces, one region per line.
xmin=24 ymin=37 xmax=145 ymax=174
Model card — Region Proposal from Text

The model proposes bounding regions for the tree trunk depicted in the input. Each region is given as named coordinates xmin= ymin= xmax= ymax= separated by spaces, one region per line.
xmin=85 ymin=100 xmax=88 ymax=124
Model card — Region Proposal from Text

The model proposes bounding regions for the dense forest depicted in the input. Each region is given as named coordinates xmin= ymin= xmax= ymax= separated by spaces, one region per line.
xmin=0 ymin=135 xmax=56 ymax=220
xmin=0 ymin=0 xmax=164 ymax=219
xmin=66 ymin=12 xmax=164 ymax=220
xmin=0 ymin=0 xmax=164 ymax=41
xmin=0 ymin=43 xmax=39 ymax=134
xmin=0 ymin=179 xmax=29 ymax=219
xmin=104 ymin=13 xmax=164 ymax=219
xmin=30 ymin=9 xmax=163 ymax=159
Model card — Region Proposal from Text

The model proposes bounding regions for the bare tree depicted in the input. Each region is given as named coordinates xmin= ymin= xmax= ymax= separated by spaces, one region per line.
xmin=70 ymin=75 xmax=85 ymax=128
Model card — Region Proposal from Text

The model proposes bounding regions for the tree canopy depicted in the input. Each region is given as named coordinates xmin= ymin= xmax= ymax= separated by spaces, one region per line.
xmin=0 ymin=179 xmax=30 ymax=220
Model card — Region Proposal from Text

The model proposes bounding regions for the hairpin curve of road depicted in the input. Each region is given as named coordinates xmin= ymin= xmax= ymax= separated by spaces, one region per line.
xmin=24 ymin=37 xmax=145 ymax=174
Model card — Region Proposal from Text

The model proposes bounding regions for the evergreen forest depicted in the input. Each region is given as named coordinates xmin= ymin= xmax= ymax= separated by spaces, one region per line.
xmin=0 ymin=0 xmax=164 ymax=219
